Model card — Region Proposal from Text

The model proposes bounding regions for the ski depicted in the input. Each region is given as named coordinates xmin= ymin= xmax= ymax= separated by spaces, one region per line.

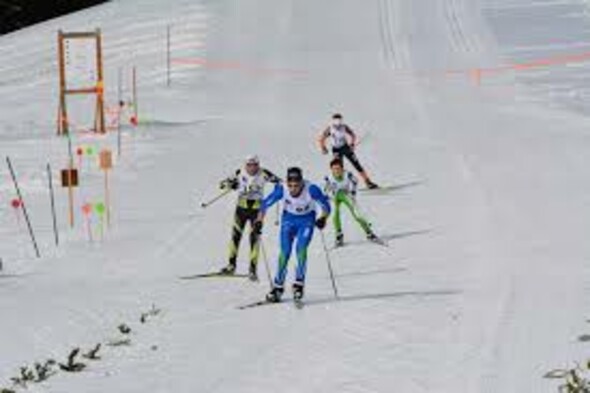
xmin=237 ymin=297 xmax=305 ymax=310
xmin=179 ymin=272 xmax=249 ymax=280
xmin=237 ymin=299 xmax=278 ymax=310
xmin=329 ymin=236 xmax=388 ymax=251
xmin=368 ymin=236 xmax=389 ymax=247
xmin=358 ymin=185 xmax=397 ymax=193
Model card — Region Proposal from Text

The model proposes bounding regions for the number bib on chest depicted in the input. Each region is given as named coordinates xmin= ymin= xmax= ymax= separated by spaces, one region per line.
xmin=283 ymin=182 xmax=316 ymax=216
xmin=237 ymin=172 xmax=266 ymax=200
xmin=330 ymin=125 xmax=348 ymax=148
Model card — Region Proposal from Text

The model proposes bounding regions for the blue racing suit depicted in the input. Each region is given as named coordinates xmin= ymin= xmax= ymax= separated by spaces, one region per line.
xmin=260 ymin=181 xmax=331 ymax=288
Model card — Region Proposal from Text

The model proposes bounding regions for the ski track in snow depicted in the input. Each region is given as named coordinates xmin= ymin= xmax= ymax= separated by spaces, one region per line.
xmin=1 ymin=0 xmax=590 ymax=392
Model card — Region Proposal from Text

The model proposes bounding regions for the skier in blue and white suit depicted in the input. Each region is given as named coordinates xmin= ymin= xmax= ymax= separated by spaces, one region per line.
xmin=255 ymin=167 xmax=331 ymax=303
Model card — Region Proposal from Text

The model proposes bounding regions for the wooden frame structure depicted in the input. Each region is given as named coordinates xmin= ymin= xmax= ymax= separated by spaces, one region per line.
xmin=57 ymin=29 xmax=106 ymax=135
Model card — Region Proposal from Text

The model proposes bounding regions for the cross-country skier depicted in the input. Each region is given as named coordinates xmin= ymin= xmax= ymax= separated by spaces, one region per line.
xmin=324 ymin=157 xmax=379 ymax=247
xmin=219 ymin=155 xmax=281 ymax=281
xmin=317 ymin=113 xmax=379 ymax=189
xmin=254 ymin=167 xmax=331 ymax=303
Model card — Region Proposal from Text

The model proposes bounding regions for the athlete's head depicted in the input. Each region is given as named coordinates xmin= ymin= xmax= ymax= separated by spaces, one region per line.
xmin=330 ymin=157 xmax=344 ymax=178
xmin=286 ymin=167 xmax=304 ymax=196
xmin=331 ymin=113 xmax=343 ymax=127
xmin=244 ymin=154 xmax=260 ymax=176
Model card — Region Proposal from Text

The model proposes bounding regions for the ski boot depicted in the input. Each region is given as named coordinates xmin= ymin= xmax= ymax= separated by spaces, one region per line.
xmin=366 ymin=180 xmax=379 ymax=190
xmin=248 ymin=263 xmax=258 ymax=282
xmin=335 ymin=232 xmax=344 ymax=248
xmin=293 ymin=282 xmax=305 ymax=308
xmin=367 ymin=231 xmax=378 ymax=242
xmin=367 ymin=230 xmax=385 ymax=246
xmin=266 ymin=286 xmax=284 ymax=303
xmin=293 ymin=282 xmax=304 ymax=300
xmin=219 ymin=262 xmax=236 ymax=275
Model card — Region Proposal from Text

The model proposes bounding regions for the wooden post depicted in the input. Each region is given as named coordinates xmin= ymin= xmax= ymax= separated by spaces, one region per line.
xmin=99 ymin=149 xmax=113 ymax=227
xmin=471 ymin=68 xmax=482 ymax=86
xmin=57 ymin=30 xmax=69 ymax=135
xmin=66 ymin=132 xmax=75 ymax=228
xmin=105 ymin=170 xmax=110 ymax=227
xmin=95 ymin=28 xmax=106 ymax=134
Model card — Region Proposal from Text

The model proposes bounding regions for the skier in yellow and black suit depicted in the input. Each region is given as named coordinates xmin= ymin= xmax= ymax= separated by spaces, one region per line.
xmin=219 ymin=155 xmax=281 ymax=281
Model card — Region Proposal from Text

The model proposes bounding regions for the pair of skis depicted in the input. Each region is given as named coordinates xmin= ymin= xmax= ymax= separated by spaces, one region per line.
xmin=332 ymin=235 xmax=389 ymax=251
xmin=179 ymin=273 xmax=305 ymax=309
xmin=238 ymin=295 xmax=304 ymax=310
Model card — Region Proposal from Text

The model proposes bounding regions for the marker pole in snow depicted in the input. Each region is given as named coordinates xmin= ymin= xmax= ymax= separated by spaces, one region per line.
xmin=99 ymin=149 xmax=113 ymax=227
xmin=6 ymin=157 xmax=41 ymax=258
xmin=47 ymin=163 xmax=59 ymax=246
xmin=200 ymin=189 xmax=232 ymax=209
xmin=132 ymin=66 xmax=138 ymax=124
xmin=166 ymin=25 xmax=171 ymax=87
xmin=319 ymin=230 xmax=339 ymax=299
xmin=117 ymin=67 xmax=122 ymax=157
xmin=82 ymin=203 xmax=93 ymax=243
xmin=259 ymin=239 xmax=273 ymax=290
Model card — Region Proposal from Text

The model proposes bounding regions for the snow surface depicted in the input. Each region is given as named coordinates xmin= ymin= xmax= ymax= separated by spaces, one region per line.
xmin=1 ymin=0 xmax=590 ymax=392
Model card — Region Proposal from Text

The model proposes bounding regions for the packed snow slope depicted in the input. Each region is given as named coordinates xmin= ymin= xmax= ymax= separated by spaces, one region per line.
xmin=1 ymin=0 xmax=590 ymax=392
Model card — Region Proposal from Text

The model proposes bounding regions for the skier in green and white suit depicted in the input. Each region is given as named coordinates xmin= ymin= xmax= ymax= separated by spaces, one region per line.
xmin=323 ymin=157 xmax=379 ymax=247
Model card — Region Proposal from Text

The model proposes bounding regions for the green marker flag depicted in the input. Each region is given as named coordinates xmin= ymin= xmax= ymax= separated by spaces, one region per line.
xmin=95 ymin=202 xmax=106 ymax=216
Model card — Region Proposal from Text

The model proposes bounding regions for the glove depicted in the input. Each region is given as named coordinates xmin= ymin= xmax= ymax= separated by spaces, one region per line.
xmin=321 ymin=147 xmax=329 ymax=155
xmin=220 ymin=178 xmax=238 ymax=190
xmin=253 ymin=220 xmax=263 ymax=235
xmin=315 ymin=216 xmax=327 ymax=230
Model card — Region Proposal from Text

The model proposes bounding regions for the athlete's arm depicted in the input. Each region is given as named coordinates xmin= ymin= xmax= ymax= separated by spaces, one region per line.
xmin=220 ymin=169 xmax=240 ymax=190
xmin=344 ymin=125 xmax=358 ymax=147
xmin=317 ymin=127 xmax=330 ymax=154
xmin=309 ymin=184 xmax=331 ymax=217
xmin=348 ymin=172 xmax=358 ymax=198
xmin=323 ymin=176 xmax=333 ymax=197
xmin=260 ymin=183 xmax=284 ymax=215
xmin=262 ymin=168 xmax=282 ymax=184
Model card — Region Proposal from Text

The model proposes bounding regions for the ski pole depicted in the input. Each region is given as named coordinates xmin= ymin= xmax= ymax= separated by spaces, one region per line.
xmin=6 ymin=157 xmax=41 ymax=258
xmin=319 ymin=230 xmax=339 ymax=299
xmin=47 ymin=163 xmax=59 ymax=246
xmin=259 ymin=239 xmax=273 ymax=290
xmin=274 ymin=203 xmax=280 ymax=226
xmin=200 ymin=188 xmax=232 ymax=209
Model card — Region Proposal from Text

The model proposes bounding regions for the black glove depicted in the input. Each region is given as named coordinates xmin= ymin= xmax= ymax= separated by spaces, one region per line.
xmin=253 ymin=220 xmax=263 ymax=235
xmin=220 ymin=178 xmax=239 ymax=190
xmin=315 ymin=216 xmax=327 ymax=230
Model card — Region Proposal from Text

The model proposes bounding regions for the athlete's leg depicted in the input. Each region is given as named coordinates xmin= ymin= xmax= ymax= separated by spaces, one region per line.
xmin=294 ymin=220 xmax=315 ymax=286
xmin=274 ymin=220 xmax=297 ymax=288
xmin=246 ymin=209 xmax=262 ymax=267
xmin=341 ymin=195 xmax=372 ymax=234
xmin=227 ymin=207 xmax=248 ymax=267
xmin=332 ymin=193 xmax=343 ymax=236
